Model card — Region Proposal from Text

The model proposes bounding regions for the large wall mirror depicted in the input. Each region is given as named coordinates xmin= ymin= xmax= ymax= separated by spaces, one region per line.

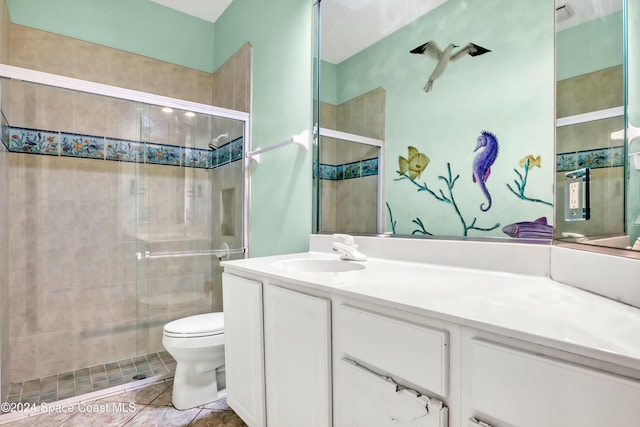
xmin=555 ymin=0 xmax=640 ymax=254
xmin=313 ymin=0 xmax=640 ymax=256
xmin=313 ymin=0 xmax=555 ymax=239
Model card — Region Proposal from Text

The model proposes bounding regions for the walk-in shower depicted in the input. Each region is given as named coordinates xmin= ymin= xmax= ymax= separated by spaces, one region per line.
xmin=0 ymin=65 xmax=249 ymax=408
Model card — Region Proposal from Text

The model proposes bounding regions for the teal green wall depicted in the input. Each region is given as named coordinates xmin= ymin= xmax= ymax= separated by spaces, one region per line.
xmin=325 ymin=0 xmax=555 ymax=238
xmin=6 ymin=0 xmax=215 ymax=72
xmin=320 ymin=60 xmax=338 ymax=106
xmin=556 ymin=11 xmax=623 ymax=81
xmin=214 ymin=0 xmax=313 ymax=257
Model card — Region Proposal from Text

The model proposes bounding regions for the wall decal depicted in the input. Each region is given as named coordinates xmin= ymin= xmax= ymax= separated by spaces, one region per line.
xmin=472 ymin=130 xmax=499 ymax=212
xmin=385 ymin=202 xmax=397 ymax=234
xmin=411 ymin=217 xmax=432 ymax=236
xmin=506 ymin=154 xmax=553 ymax=206
xmin=502 ymin=217 xmax=553 ymax=239
xmin=399 ymin=146 xmax=430 ymax=179
xmin=396 ymin=156 xmax=500 ymax=236
xmin=410 ymin=41 xmax=491 ymax=92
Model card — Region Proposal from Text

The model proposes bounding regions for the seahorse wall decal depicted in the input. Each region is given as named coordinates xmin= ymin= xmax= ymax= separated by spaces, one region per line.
xmin=472 ymin=130 xmax=499 ymax=212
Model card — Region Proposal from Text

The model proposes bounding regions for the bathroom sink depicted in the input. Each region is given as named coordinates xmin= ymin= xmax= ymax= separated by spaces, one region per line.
xmin=272 ymin=258 xmax=366 ymax=273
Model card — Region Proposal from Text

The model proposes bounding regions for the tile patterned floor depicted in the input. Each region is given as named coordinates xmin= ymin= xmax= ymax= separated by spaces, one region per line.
xmin=3 ymin=352 xmax=176 ymax=408
xmin=2 ymin=380 xmax=247 ymax=426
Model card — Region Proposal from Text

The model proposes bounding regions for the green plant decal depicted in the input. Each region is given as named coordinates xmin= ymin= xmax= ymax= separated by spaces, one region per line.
xmin=506 ymin=155 xmax=553 ymax=206
xmin=396 ymin=161 xmax=500 ymax=236
xmin=386 ymin=202 xmax=397 ymax=234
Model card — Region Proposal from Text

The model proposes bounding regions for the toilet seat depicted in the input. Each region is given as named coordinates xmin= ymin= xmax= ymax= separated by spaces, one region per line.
xmin=163 ymin=312 xmax=224 ymax=338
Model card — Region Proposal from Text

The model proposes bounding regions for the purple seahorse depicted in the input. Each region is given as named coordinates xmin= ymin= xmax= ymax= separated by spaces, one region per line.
xmin=472 ymin=130 xmax=499 ymax=212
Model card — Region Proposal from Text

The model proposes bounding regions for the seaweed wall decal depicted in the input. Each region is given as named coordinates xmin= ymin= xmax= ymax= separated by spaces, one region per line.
xmin=385 ymin=202 xmax=397 ymax=234
xmin=506 ymin=155 xmax=553 ymax=206
xmin=396 ymin=160 xmax=500 ymax=236
xmin=411 ymin=217 xmax=432 ymax=235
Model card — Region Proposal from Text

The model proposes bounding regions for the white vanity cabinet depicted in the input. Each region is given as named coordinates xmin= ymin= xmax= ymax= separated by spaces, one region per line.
xmin=333 ymin=303 xmax=451 ymax=427
xmin=462 ymin=336 xmax=640 ymax=427
xmin=222 ymin=272 xmax=332 ymax=427
xmin=222 ymin=273 xmax=266 ymax=427
xmin=263 ymin=282 xmax=332 ymax=427
xmin=222 ymin=252 xmax=640 ymax=427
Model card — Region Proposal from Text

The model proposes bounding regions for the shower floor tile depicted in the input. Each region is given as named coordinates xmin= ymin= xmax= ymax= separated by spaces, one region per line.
xmin=1 ymin=352 xmax=175 ymax=412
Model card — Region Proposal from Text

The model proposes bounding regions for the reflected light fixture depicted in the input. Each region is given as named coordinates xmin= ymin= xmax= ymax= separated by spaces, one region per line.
xmin=161 ymin=107 xmax=173 ymax=113
xmin=185 ymin=111 xmax=196 ymax=117
xmin=555 ymin=3 xmax=574 ymax=22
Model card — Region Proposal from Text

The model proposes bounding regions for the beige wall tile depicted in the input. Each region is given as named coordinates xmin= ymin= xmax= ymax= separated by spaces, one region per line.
xmin=212 ymin=43 xmax=251 ymax=112
xmin=74 ymin=92 xmax=110 ymax=136
xmin=4 ymin=79 xmax=37 ymax=128
xmin=37 ymin=85 xmax=75 ymax=131
xmin=9 ymin=25 xmax=39 ymax=70
xmin=74 ymin=40 xmax=111 ymax=84
xmin=10 ymin=336 xmax=37 ymax=380
xmin=37 ymin=243 xmax=75 ymax=289
xmin=0 ymin=0 xmax=9 ymax=64
xmin=557 ymin=65 xmax=623 ymax=118
xmin=37 ymin=32 xmax=76 ymax=77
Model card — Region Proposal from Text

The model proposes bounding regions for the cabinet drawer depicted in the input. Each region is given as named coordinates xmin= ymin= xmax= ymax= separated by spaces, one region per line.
xmin=335 ymin=304 xmax=449 ymax=396
xmin=469 ymin=339 xmax=640 ymax=427
xmin=335 ymin=358 xmax=448 ymax=427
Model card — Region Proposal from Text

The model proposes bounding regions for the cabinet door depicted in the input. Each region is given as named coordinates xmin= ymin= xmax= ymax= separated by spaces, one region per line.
xmin=222 ymin=273 xmax=266 ymax=427
xmin=467 ymin=339 xmax=640 ymax=427
xmin=263 ymin=284 xmax=332 ymax=427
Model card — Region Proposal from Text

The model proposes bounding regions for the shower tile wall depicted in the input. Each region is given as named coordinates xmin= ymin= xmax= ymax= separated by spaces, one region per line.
xmin=319 ymin=88 xmax=385 ymax=233
xmin=0 ymin=0 xmax=10 ymax=402
xmin=212 ymin=43 xmax=252 ymax=113
xmin=556 ymin=65 xmax=625 ymax=238
xmin=1 ymin=24 xmax=251 ymax=384
xmin=9 ymin=25 xmax=214 ymax=105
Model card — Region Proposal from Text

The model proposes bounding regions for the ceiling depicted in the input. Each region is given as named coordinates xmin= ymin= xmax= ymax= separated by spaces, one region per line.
xmin=149 ymin=0 xmax=233 ymax=23
xmin=150 ymin=0 xmax=622 ymax=64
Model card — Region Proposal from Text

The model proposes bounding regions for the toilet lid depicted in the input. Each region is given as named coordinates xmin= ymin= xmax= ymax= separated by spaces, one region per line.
xmin=164 ymin=312 xmax=224 ymax=337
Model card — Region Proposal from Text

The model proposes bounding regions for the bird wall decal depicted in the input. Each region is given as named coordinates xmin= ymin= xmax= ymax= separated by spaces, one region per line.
xmin=410 ymin=41 xmax=491 ymax=92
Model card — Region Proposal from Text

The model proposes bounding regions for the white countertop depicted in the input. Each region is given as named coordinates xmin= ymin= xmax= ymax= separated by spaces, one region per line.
xmin=222 ymin=251 xmax=640 ymax=371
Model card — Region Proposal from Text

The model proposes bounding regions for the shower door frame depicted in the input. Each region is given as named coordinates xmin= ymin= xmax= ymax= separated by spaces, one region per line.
xmin=0 ymin=64 xmax=251 ymax=384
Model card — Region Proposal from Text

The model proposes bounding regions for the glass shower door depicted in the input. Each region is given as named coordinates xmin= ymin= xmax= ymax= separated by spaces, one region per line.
xmin=134 ymin=102 xmax=246 ymax=377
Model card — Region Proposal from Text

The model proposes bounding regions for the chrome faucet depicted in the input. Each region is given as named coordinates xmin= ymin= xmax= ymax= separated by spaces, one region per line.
xmin=332 ymin=234 xmax=367 ymax=261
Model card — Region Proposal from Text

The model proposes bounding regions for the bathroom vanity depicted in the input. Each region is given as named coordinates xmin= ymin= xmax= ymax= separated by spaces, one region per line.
xmin=221 ymin=236 xmax=640 ymax=427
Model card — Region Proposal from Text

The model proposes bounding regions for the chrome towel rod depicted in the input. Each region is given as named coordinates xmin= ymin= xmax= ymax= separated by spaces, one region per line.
xmin=246 ymin=129 xmax=309 ymax=164
xmin=136 ymin=247 xmax=246 ymax=260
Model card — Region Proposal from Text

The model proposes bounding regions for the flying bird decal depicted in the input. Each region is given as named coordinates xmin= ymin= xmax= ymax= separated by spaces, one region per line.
xmin=410 ymin=41 xmax=491 ymax=92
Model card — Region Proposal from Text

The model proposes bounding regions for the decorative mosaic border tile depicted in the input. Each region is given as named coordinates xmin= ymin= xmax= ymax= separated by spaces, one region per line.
xmin=106 ymin=138 xmax=144 ymax=163
xmin=215 ymin=142 xmax=231 ymax=166
xmin=146 ymin=143 xmax=181 ymax=166
xmin=183 ymin=146 xmax=213 ymax=169
xmin=6 ymin=126 xmax=244 ymax=170
xmin=320 ymin=157 xmax=379 ymax=181
xmin=60 ymin=132 xmax=104 ymax=159
xmin=556 ymin=146 xmax=625 ymax=172
xmin=9 ymin=127 xmax=59 ymax=156
xmin=229 ymin=138 xmax=244 ymax=162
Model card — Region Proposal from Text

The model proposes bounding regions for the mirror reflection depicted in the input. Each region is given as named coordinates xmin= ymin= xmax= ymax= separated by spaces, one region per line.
xmin=554 ymin=0 xmax=640 ymax=251
xmin=314 ymin=0 xmax=555 ymax=240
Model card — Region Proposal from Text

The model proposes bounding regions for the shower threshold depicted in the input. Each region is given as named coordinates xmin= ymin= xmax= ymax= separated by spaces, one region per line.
xmin=2 ymin=351 xmax=176 ymax=411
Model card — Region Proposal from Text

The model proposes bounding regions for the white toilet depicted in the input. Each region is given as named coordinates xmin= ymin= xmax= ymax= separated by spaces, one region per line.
xmin=162 ymin=312 xmax=225 ymax=410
